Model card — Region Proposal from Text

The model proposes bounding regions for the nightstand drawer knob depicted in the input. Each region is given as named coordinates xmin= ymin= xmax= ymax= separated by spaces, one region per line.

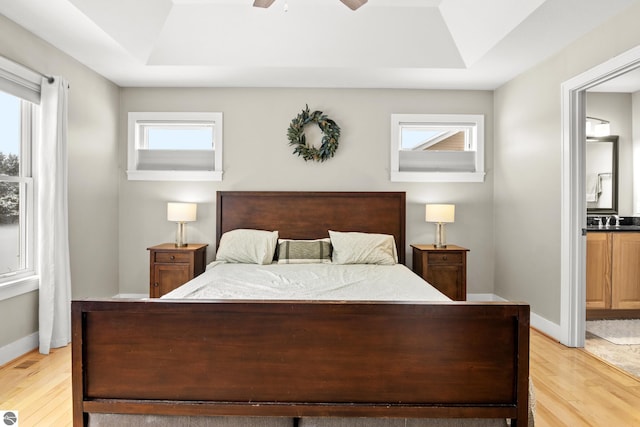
xmin=170 ymin=255 xmax=175 ymax=260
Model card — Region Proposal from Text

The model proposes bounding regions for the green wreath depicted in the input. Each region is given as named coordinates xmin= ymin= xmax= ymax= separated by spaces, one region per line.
xmin=287 ymin=105 xmax=340 ymax=162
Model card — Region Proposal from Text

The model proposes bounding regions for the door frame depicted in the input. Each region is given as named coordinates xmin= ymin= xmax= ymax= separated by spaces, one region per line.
xmin=561 ymin=44 xmax=640 ymax=347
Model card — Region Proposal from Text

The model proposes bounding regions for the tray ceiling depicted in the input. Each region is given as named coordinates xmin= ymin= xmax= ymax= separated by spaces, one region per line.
xmin=0 ymin=0 xmax=637 ymax=89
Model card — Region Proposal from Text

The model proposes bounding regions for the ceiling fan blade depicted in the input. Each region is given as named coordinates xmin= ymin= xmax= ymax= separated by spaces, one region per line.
xmin=340 ymin=0 xmax=367 ymax=10
xmin=253 ymin=0 xmax=276 ymax=8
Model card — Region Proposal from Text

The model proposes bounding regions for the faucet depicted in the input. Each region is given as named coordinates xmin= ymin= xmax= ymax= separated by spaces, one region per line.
xmin=594 ymin=217 xmax=603 ymax=228
xmin=612 ymin=214 xmax=621 ymax=226
xmin=605 ymin=215 xmax=621 ymax=227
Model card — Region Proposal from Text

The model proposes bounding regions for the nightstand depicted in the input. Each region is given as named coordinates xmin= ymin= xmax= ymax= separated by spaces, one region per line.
xmin=147 ymin=243 xmax=208 ymax=298
xmin=411 ymin=244 xmax=469 ymax=301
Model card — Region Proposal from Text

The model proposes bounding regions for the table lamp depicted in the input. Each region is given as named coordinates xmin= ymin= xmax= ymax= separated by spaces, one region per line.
xmin=167 ymin=202 xmax=197 ymax=247
xmin=425 ymin=204 xmax=455 ymax=248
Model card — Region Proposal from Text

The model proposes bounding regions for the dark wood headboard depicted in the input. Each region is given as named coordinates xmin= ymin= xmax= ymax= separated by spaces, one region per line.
xmin=216 ymin=191 xmax=406 ymax=264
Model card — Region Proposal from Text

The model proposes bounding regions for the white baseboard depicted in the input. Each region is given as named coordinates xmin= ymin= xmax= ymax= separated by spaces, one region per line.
xmin=468 ymin=293 xmax=562 ymax=342
xmin=467 ymin=293 xmax=505 ymax=302
xmin=0 ymin=293 xmax=146 ymax=365
xmin=0 ymin=332 xmax=38 ymax=366
xmin=530 ymin=312 xmax=562 ymax=341
xmin=113 ymin=293 xmax=147 ymax=299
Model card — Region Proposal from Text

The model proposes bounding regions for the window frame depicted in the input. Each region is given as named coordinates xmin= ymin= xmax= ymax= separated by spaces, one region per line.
xmin=390 ymin=113 xmax=485 ymax=183
xmin=127 ymin=112 xmax=223 ymax=181
xmin=0 ymin=98 xmax=37 ymax=300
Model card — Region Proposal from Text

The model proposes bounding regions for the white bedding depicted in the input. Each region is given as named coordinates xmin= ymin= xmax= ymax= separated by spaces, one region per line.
xmin=162 ymin=262 xmax=450 ymax=302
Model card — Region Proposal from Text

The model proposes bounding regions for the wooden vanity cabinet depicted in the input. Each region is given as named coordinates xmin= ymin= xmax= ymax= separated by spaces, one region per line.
xmin=611 ymin=233 xmax=640 ymax=309
xmin=586 ymin=232 xmax=611 ymax=309
xmin=586 ymin=232 xmax=640 ymax=316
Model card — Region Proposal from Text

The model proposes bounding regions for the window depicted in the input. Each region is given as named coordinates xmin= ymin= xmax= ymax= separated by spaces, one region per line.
xmin=127 ymin=112 xmax=223 ymax=181
xmin=390 ymin=114 xmax=485 ymax=182
xmin=0 ymin=91 xmax=35 ymax=291
xmin=0 ymin=56 xmax=47 ymax=300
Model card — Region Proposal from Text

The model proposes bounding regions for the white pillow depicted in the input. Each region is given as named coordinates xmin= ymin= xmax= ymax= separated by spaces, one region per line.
xmin=215 ymin=229 xmax=279 ymax=265
xmin=329 ymin=230 xmax=398 ymax=265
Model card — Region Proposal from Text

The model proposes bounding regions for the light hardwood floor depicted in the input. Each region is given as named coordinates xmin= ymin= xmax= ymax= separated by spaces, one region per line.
xmin=0 ymin=344 xmax=71 ymax=426
xmin=0 ymin=329 xmax=639 ymax=426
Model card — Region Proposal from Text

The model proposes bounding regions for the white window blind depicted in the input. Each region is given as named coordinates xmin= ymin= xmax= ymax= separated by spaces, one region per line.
xmin=390 ymin=114 xmax=485 ymax=183
xmin=0 ymin=55 xmax=42 ymax=104
xmin=127 ymin=112 xmax=223 ymax=181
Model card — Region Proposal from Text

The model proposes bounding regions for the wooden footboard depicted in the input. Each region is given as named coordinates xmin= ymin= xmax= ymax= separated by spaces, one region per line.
xmin=72 ymin=299 xmax=530 ymax=426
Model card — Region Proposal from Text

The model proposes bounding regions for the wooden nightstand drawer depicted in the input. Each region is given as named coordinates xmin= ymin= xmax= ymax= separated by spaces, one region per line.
xmin=155 ymin=252 xmax=191 ymax=263
xmin=427 ymin=252 xmax=463 ymax=264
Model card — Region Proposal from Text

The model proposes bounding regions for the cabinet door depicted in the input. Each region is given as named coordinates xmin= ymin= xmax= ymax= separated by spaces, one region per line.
xmin=586 ymin=233 xmax=611 ymax=309
xmin=612 ymin=233 xmax=640 ymax=309
xmin=426 ymin=265 xmax=463 ymax=301
xmin=152 ymin=264 xmax=190 ymax=298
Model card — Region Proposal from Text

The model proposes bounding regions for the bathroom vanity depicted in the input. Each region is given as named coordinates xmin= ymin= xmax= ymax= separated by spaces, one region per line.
xmin=586 ymin=223 xmax=640 ymax=319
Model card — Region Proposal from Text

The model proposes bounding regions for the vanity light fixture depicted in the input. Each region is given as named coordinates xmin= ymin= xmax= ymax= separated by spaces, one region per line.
xmin=425 ymin=204 xmax=455 ymax=248
xmin=167 ymin=202 xmax=197 ymax=247
xmin=586 ymin=116 xmax=611 ymax=137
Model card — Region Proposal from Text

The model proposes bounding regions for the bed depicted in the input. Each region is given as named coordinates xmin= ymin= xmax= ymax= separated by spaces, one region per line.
xmin=72 ymin=191 xmax=531 ymax=427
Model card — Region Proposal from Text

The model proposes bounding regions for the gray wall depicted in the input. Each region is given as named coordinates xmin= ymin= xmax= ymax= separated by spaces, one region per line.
xmin=118 ymin=88 xmax=496 ymax=295
xmin=4 ymin=0 xmax=640 ymax=353
xmin=494 ymin=2 xmax=640 ymax=325
xmin=0 ymin=15 xmax=120 ymax=349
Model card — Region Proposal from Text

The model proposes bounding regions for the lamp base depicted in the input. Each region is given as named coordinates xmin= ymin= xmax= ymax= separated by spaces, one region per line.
xmin=175 ymin=222 xmax=188 ymax=247
xmin=433 ymin=222 xmax=447 ymax=248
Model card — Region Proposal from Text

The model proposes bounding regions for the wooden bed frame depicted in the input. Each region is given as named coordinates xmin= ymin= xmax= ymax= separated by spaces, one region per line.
xmin=72 ymin=191 xmax=530 ymax=426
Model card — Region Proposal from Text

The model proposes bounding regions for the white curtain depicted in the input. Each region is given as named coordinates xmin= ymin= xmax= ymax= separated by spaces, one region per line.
xmin=37 ymin=76 xmax=71 ymax=354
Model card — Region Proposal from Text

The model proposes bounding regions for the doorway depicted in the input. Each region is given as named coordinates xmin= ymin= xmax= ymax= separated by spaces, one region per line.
xmin=561 ymin=44 xmax=640 ymax=348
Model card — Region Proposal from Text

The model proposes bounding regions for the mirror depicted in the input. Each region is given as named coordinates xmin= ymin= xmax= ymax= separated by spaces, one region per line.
xmin=586 ymin=135 xmax=618 ymax=214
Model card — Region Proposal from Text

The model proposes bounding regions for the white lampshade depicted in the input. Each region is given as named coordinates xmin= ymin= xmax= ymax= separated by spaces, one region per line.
xmin=425 ymin=204 xmax=455 ymax=223
xmin=167 ymin=202 xmax=197 ymax=222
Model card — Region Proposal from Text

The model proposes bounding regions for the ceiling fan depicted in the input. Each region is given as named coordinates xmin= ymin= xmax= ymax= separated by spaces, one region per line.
xmin=253 ymin=0 xmax=367 ymax=11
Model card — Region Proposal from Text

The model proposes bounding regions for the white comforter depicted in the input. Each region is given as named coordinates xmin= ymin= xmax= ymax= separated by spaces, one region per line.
xmin=162 ymin=262 xmax=450 ymax=302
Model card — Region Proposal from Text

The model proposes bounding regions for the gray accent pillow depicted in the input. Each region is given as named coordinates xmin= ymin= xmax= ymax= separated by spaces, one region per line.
xmin=277 ymin=238 xmax=332 ymax=264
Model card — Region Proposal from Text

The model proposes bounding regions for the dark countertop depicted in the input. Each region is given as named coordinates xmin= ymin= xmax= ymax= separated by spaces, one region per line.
xmin=586 ymin=225 xmax=640 ymax=232
xmin=586 ymin=216 xmax=640 ymax=231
